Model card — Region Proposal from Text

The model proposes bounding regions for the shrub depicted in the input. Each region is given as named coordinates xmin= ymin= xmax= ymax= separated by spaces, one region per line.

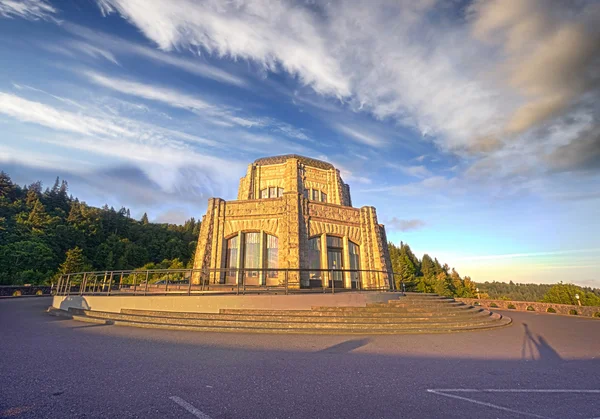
xmin=12 ymin=290 xmax=22 ymax=297
xmin=507 ymin=304 xmax=516 ymax=309
xmin=526 ymin=306 xmax=535 ymax=311
xmin=490 ymin=302 xmax=498 ymax=308
xmin=568 ymin=309 xmax=578 ymax=316
xmin=546 ymin=307 xmax=556 ymax=313
xmin=593 ymin=312 xmax=600 ymax=318
xmin=35 ymin=290 xmax=43 ymax=296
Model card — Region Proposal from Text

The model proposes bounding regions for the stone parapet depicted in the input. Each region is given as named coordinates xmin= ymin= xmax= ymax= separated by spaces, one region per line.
xmin=457 ymin=298 xmax=600 ymax=318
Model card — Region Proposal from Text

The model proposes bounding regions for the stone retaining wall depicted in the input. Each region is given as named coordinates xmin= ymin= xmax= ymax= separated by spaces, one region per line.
xmin=457 ymin=298 xmax=600 ymax=318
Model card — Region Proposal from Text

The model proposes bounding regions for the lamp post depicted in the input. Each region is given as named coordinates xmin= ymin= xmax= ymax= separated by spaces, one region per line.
xmin=476 ymin=287 xmax=480 ymax=299
xmin=575 ymin=293 xmax=581 ymax=306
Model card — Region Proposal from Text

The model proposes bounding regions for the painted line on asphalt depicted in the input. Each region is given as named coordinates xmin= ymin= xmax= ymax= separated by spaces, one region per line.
xmin=427 ymin=390 xmax=549 ymax=418
xmin=427 ymin=389 xmax=600 ymax=419
xmin=169 ymin=396 xmax=212 ymax=419
xmin=429 ymin=389 xmax=600 ymax=393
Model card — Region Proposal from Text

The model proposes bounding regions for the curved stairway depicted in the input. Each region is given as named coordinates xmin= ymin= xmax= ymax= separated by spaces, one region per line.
xmin=50 ymin=293 xmax=511 ymax=334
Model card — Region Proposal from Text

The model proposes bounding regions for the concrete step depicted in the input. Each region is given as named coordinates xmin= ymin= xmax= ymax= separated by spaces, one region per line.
xmin=122 ymin=307 xmax=488 ymax=319
xmin=69 ymin=310 xmax=507 ymax=331
xmin=107 ymin=309 xmax=494 ymax=324
xmin=65 ymin=313 xmax=511 ymax=334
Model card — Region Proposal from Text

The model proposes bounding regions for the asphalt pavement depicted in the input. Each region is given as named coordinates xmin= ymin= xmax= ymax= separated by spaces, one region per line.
xmin=1 ymin=297 xmax=599 ymax=418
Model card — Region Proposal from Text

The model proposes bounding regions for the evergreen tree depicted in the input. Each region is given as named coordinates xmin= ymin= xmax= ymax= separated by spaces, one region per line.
xmin=141 ymin=212 xmax=149 ymax=225
xmin=59 ymin=247 xmax=87 ymax=274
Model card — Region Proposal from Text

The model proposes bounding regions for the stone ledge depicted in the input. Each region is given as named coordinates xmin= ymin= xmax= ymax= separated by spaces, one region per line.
xmin=456 ymin=298 xmax=600 ymax=318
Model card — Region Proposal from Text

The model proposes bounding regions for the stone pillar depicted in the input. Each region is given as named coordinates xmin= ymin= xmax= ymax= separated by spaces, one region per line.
xmin=343 ymin=236 xmax=352 ymax=289
xmin=192 ymin=198 xmax=225 ymax=284
xmin=359 ymin=206 xmax=392 ymax=289
xmin=281 ymin=158 xmax=302 ymax=289
xmin=320 ymin=233 xmax=329 ymax=287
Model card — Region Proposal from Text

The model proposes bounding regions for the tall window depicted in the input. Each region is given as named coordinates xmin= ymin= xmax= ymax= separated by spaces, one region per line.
xmin=277 ymin=187 xmax=284 ymax=197
xmin=321 ymin=191 xmax=327 ymax=203
xmin=349 ymin=241 xmax=360 ymax=286
xmin=225 ymin=236 xmax=239 ymax=283
xmin=308 ymin=237 xmax=321 ymax=282
xmin=312 ymin=189 xmax=319 ymax=200
xmin=244 ymin=232 xmax=260 ymax=278
xmin=327 ymin=236 xmax=344 ymax=283
xmin=260 ymin=189 xmax=269 ymax=199
xmin=265 ymin=234 xmax=278 ymax=278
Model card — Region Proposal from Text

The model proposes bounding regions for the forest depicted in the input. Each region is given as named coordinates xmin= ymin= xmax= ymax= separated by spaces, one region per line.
xmin=388 ymin=241 xmax=600 ymax=306
xmin=1 ymin=170 xmax=598 ymax=306
xmin=0 ymin=172 xmax=199 ymax=286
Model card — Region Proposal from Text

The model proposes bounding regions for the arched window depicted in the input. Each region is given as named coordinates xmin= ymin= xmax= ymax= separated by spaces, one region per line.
xmin=244 ymin=232 xmax=261 ymax=279
xmin=327 ymin=236 xmax=344 ymax=283
xmin=225 ymin=235 xmax=239 ymax=283
xmin=308 ymin=237 xmax=321 ymax=286
xmin=349 ymin=241 xmax=360 ymax=287
xmin=265 ymin=234 xmax=278 ymax=278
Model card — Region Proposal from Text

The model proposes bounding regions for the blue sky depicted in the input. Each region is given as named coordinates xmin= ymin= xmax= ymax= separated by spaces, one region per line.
xmin=0 ymin=0 xmax=599 ymax=286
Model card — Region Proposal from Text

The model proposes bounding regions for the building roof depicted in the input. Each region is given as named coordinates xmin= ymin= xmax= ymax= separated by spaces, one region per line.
xmin=253 ymin=154 xmax=334 ymax=170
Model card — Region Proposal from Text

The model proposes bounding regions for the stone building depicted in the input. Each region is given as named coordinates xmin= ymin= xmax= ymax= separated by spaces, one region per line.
xmin=192 ymin=155 xmax=392 ymax=289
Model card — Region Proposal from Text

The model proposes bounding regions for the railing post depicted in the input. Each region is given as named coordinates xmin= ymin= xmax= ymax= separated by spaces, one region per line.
xmin=144 ymin=271 xmax=149 ymax=296
xmin=57 ymin=275 xmax=63 ymax=295
xmin=133 ymin=273 xmax=137 ymax=296
xmin=101 ymin=271 xmax=107 ymax=294
xmin=188 ymin=269 xmax=193 ymax=296
xmin=80 ymin=273 xmax=87 ymax=295
xmin=165 ymin=274 xmax=169 ymax=295
xmin=285 ymin=270 xmax=289 ymax=295
xmin=118 ymin=273 xmax=123 ymax=292
xmin=66 ymin=274 xmax=71 ymax=296
xmin=92 ymin=275 xmax=98 ymax=294
xmin=331 ymin=270 xmax=335 ymax=295
xmin=107 ymin=272 xmax=113 ymax=296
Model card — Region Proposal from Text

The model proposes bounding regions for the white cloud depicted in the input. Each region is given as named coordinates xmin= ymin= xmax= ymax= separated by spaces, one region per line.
xmin=62 ymin=22 xmax=248 ymax=87
xmin=335 ymin=124 xmax=386 ymax=147
xmin=93 ymin=0 xmax=600 ymax=184
xmin=0 ymin=0 xmax=55 ymax=20
xmin=95 ymin=0 xmax=351 ymax=97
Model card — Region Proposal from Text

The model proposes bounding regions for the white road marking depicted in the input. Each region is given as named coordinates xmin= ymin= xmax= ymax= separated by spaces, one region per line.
xmin=428 ymin=389 xmax=600 ymax=419
xmin=430 ymin=389 xmax=600 ymax=393
xmin=169 ymin=396 xmax=212 ymax=419
xmin=427 ymin=389 xmax=548 ymax=418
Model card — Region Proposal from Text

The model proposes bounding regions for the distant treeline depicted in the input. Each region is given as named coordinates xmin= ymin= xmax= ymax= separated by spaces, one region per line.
xmin=388 ymin=241 xmax=600 ymax=306
xmin=0 ymin=172 xmax=199 ymax=285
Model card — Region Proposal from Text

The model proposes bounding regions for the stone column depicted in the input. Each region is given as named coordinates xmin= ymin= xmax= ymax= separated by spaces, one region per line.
xmin=320 ymin=233 xmax=329 ymax=287
xmin=343 ymin=236 xmax=352 ymax=289
xmin=192 ymin=198 xmax=225 ymax=284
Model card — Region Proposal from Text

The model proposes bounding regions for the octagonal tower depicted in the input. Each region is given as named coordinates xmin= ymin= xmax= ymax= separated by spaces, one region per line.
xmin=192 ymin=155 xmax=392 ymax=289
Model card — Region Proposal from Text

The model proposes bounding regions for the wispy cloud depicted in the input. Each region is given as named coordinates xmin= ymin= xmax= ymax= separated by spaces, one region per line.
xmin=62 ymin=22 xmax=247 ymax=88
xmin=453 ymin=248 xmax=600 ymax=262
xmin=335 ymin=124 xmax=386 ymax=147
xmin=0 ymin=0 xmax=56 ymax=20
xmin=387 ymin=218 xmax=426 ymax=232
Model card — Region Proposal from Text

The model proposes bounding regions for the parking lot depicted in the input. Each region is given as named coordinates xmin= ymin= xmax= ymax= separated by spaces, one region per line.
xmin=1 ymin=298 xmax=599 ymax=418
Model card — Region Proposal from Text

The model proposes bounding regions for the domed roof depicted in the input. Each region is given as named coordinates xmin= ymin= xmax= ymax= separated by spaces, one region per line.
xmin=253 ymin=154 xmax=334 ymax=170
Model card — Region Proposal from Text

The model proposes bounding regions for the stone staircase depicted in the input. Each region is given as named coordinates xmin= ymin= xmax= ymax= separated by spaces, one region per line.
xmin=51 ymin=293 xmax=511 ymax=334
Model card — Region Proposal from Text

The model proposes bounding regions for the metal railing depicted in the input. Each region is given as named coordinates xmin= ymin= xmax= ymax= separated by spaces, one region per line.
xmin=53 ymin=268 xmax=401 ymax=296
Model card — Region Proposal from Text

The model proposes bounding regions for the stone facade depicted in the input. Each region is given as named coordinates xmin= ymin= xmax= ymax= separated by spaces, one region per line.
xmin=193 ymin=155 xmax=392 ymax=289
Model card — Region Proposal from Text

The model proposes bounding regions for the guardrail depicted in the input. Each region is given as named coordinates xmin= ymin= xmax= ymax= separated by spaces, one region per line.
xmin=0 ymin=285 xmax=52 ymax=297
xmin=54 ymin=268 xmax=401 ymax=296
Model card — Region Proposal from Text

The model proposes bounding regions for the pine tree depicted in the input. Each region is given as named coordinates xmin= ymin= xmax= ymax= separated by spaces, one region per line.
xmin=0 ymin=171 xmax=16 ymax=199
xmin=141 ymin=212 xmax=149 ymax=225
xmin=59 ymin=247 xmax=87 ymax=274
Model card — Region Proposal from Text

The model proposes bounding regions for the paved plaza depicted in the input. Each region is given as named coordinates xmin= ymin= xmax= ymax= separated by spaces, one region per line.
xmin=1 ymin=297 xmax=599 ymax=418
